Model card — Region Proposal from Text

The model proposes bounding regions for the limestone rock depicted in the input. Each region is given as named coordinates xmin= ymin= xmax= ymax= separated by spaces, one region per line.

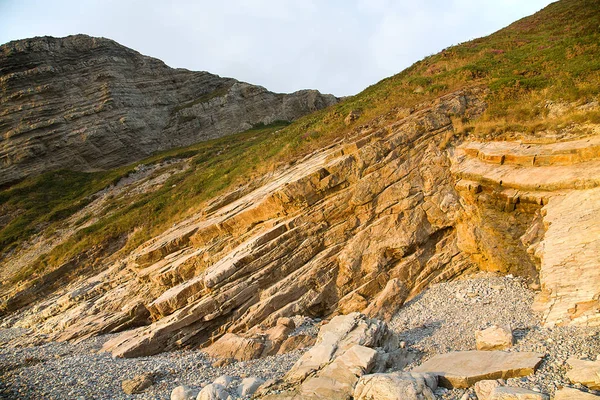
xmin=353 ymin=372 xmax=437 ymax=400
xmin=476 ymin=325 xmax=514 ymax=350
xmin=554 ymin=387 xmax=600 ymax=399
xmin=567 ymin=358 xmax=600 ymax=390
xmin=197 ymin=383 xmax=228 ymax=400
xmin=474 ymin=379 xmax=503 ymax=400
xmin=257 ymin=314 xmax=410 ymax=400
xmin=205 ymin=333 xmax=265 ymax=362
xmin=237 ymin=377 xmax=265 ymax=397
xmin=489 ymin=386 xmax=548 ymax=400
xmin=0 ymin=35 xmax=339 ymax=185
xmin=213 ymin=375 xmax=233 ymax=388
xmin=285 ymin=313 xmax=399 ymax=384
xmin=277 ymin=334 xmax=316 ymax=354
xmin=412 ymin=351 xmax=544 ymax=388
xmin=299 ymin=344 xmax=378 ymax=399
xmin=172 ymin=385 xmax=199 ymax=400
xmin=121 ymin=373 xmax=153 ymax=394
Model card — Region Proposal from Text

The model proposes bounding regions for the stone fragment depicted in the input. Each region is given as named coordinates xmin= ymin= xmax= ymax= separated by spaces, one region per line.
xmin=277 ymin=334 xmax=316 ymax=354
xmin=353 ymin=372 xmax=437 ymax=400
xmin=412 ymin=351 xmax=544 ymax=388
xmin=474 ymin=379 xmax=503 ymax=400
xmin=476 ymin=325 xmax=514 ymax=351
xmin=122 ymin=373 xmax=153 ymax=394
xmin=554 ymin=387 xmax=600 ymax=399
xmin=567 ymin=358 xmax=600 ymax=390
xmin=205 ymin=333 xmax=265 ymax=362
xmin=197 ymin=383 xmax=228 ymax=400
xmin=237 ymin=377 xmax=265 ymax=397
xmin=171 ymin=385 xmax=199 ymax=400
xmin=489 ymin=386 xmax=548 ymax=399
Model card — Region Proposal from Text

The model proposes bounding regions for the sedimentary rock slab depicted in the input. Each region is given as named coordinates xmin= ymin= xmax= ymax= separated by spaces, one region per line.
xmin=412 ymin=351 xmax=544 ymax=388
xmin=567 ymin=357 xmax=600 ymax=390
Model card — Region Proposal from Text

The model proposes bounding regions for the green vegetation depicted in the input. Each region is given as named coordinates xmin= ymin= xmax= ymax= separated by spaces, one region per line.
xmin=2 ymin=0 xmax=600 ymax=283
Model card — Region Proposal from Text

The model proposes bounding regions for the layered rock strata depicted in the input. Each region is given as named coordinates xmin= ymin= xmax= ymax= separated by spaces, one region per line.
xmin=3 ymin=87 xmax=600 ymax=360
xmin=0 ymin=35 xmax=338 ymax=184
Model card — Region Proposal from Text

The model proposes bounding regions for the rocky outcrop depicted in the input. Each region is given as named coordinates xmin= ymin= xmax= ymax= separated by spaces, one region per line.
xmin=0 ymin=34 xmax=338 ymax=184
xmin=258 ymin=313 xmax=413 ymax=399
xmin=3 ymin=84 xmax=600 ymax=361
xmin=452 ymin=135 xmax=600 ymax=326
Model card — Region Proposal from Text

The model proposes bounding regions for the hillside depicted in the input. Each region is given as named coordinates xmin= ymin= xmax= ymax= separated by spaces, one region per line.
xmin=1 ymin=1 xmax=600 ymax=398
xmin=0 ymin=34 xmax=338 ymax=185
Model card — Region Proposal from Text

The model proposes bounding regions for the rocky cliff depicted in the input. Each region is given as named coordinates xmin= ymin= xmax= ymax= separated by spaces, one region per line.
xmin=1 ymin=0 xmax=599 ymax=367
xmin=3 ymin=85 xmax=599 ymax=362
xmin=0 ymin=35 xmax=338 ymax=185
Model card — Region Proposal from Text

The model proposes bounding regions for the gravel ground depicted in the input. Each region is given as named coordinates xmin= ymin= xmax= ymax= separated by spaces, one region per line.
xmin=2 ymin=273 xmax=600 ymax=399
xmin=0 ymin=330 xmax=303 ymax=400
xmin=390 ymin=272 xmax=600 ymax=399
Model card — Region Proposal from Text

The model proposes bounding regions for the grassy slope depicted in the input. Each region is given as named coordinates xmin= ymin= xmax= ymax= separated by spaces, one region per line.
xmin=1 ymin=0 xmax=599 ymax=282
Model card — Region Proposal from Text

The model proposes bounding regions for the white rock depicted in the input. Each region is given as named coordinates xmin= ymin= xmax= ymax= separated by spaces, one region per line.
xmin=213 ymin=375 xmax=233 ymax=388
xmin=196 ymin=383 xmax=229 ymax=400
xmin=353 ymin=372 xmax=437 ymax=400
xmin=476 ymin=325 xmax=514 ymax=351
xmin=171 ymin=385 xmax=198 ymax=400
xmin=237 ymin=377 xmax=265 ymax=397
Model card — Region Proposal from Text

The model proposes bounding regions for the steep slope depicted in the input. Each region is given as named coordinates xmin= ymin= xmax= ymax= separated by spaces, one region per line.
xmin=0 ymin=34 xmax=338 ymax=185
xmin=1 ymin=0 xmax=600 ymax=359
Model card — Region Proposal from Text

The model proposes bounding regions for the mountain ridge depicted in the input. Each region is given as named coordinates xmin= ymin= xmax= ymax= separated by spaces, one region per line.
xmin=0 ymin=34 xmax=339 ymax=185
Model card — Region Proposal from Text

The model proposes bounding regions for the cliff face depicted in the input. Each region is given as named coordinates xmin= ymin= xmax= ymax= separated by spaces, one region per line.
xmin=0 ymin=35 xmax=338 ymax=185
xmin=1 ymin=0 xmax=600 ymax=361
xmin=2 ymin=87 xmax=599 ymax=359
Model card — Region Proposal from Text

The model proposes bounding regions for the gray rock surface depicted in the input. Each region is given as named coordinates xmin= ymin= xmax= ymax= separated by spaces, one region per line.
xmin=0 ymin=34 xmax=338 ymax=184
xmin=353 ymin=372 xmax=437 ymax=400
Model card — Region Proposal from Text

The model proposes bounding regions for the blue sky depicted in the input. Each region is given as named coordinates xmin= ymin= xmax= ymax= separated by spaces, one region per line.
xmin=0 ymin=0 xmax=555 ymax=96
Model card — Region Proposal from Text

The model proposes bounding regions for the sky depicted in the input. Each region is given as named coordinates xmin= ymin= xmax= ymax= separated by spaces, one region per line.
xmin=0 ymin=0 xmax=555 ymax=96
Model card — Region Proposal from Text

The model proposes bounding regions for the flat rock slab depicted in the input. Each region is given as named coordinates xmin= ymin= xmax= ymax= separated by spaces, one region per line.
xmin=412 ymin=351 xmax=544 ymax=388
xmin=554 ymin=387 xmax=600 ymax=399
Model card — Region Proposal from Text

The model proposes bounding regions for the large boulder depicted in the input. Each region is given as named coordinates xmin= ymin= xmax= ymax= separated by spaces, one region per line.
xmin=567 ymin=357 xmax=600 ymax=390
xmin=412 ymin=351 xmax=544 ymax=388
xmin=299 ymin=345 xmax=378 ymax=399
xmin=285 ymin=313 xmax=400 ymax=384
xmin=476 ymin=325 xmax=514 ymax=351
xmin=259 ymin=313 xmax=410 ymax=399
xmin=353 ymin=372 xmax=437 ymax=400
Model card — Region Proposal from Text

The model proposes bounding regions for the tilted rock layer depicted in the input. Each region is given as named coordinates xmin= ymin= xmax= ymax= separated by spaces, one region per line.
xmin=0 ymin=34 xmax=338 ymax=184
xmin=3 ymin=87 xmax=600 ymax=358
